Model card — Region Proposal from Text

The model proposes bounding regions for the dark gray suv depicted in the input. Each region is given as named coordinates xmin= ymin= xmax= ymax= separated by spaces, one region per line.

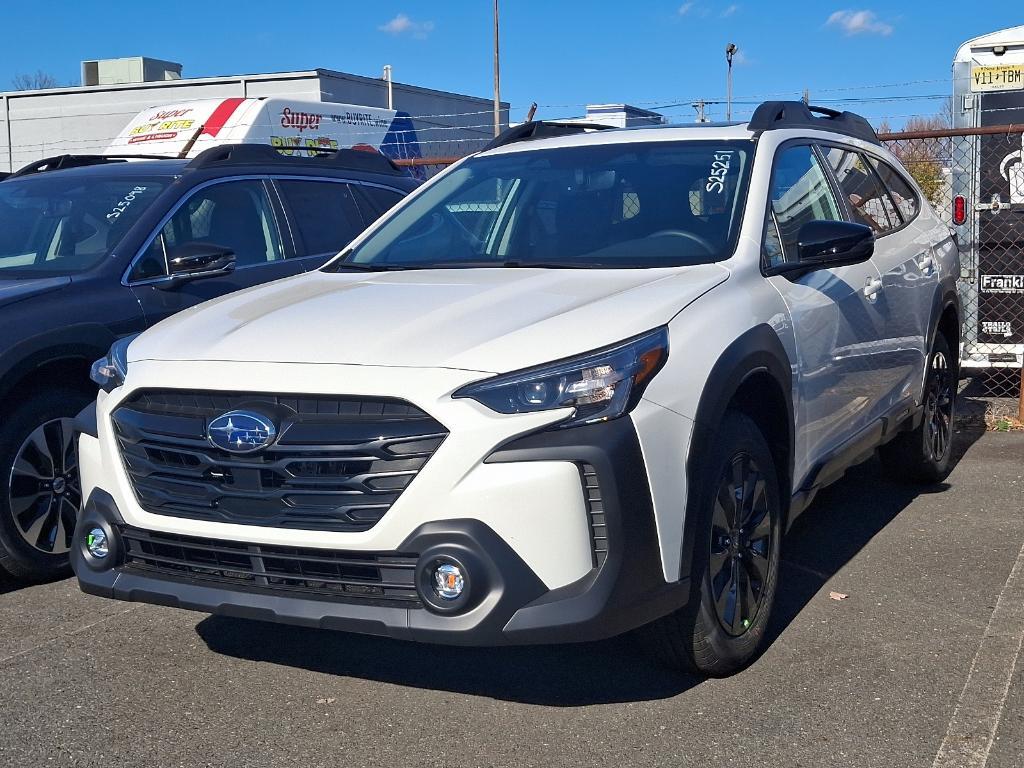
xmin=0 ymin=144 xmax=417 ymax=582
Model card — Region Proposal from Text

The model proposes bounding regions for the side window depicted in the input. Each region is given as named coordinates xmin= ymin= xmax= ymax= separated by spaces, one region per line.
xmin=277 ymin=180 xmax=364 ymax=257
xmin=764 ymin=144 xmax=843 ymax=268
xmin=354 ymin=185 xmax=405 ymax=225
xmin=132 ymin=179 xmax=283 ymax=280
xmin=868 ymin=157 xmax=919 ymax=223
xmin=824 ymin=147 xmax=899 ymax=234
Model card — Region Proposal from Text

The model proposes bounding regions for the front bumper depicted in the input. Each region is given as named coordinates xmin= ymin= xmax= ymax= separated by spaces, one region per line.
xmin=73 ymin=419 xmax=689 ymax=645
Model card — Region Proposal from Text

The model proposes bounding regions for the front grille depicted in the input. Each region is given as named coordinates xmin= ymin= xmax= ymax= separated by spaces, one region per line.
xmin=579 ymin=463 xmax=608 ymax=568
xmin=113 ymin=390 xmax=447 ymax=533
xmin=120 ymin=527 xmax=421 ymax=605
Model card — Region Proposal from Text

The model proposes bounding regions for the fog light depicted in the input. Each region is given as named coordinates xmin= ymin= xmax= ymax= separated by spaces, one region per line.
xmin=432 ymin=563 xmax=465 ymax=600
xmin=85 ymin=527 xmax=109 ymax=559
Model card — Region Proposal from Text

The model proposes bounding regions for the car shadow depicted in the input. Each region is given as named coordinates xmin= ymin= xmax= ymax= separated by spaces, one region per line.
xmin=767 ymin=415 xmax=986 ymax=647
xmin=194 ymin=420 xmax=985 ymax=706
xmin=196 ymin=616 xmax=701 ymax=705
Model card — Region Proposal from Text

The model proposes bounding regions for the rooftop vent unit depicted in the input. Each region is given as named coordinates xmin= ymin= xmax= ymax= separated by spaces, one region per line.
xmin=81 ymin=57 xmax=183 ymax=86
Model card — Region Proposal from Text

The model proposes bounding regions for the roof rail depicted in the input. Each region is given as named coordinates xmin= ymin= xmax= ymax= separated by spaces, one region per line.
xmin=185 ymin=143 xmax=408 ymax=176
xmin=10 ymin=155 xmax=125 ymax=178
xmin=747 ymin=101 xmax=881 ymax=145
xmin=7 ymin=153 xmax=175 ymax=179
xmin=483 ymin=121 xmax=616 ymax=152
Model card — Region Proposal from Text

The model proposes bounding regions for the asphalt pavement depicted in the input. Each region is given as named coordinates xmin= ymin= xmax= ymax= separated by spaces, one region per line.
xmin=1 ymin=428 xmax=1022 ymax=768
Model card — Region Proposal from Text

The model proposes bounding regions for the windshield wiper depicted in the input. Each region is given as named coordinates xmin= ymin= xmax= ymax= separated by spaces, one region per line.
xmin=328 ymin=258 xmax=609 ymax=272
xmin=499 ymin=260 xmax=605 ymax=269
xmin=377 ymin=260 xmax=605 ymax=270
xmin=325 ymin=254 xmax=417 ymax=272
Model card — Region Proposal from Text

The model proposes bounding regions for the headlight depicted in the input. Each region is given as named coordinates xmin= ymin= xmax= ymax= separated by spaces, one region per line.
xmin=454 ymin=328 xmax=668 ymax=428
xmin=90 ymin=334 xmax=138 ymax=393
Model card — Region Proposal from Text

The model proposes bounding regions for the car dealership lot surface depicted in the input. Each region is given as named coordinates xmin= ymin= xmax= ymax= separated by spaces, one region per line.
xmin=1 ymin=429 xmax=1022 ymax=768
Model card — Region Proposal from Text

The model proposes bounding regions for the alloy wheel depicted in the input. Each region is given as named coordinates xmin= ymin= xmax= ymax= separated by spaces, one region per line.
xmin=709 ymin=452 xmax=773 ymax=637
xmin=7 ymin=418 xmax=80 ymax=554
xmin=924 ymin=350 xmax=954 ymax=463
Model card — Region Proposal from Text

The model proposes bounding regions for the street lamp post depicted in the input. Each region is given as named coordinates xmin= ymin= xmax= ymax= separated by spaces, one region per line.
xmin=726 ymin=43 xmax=737 ymax=121
xmin=493 ymin=0 xmax=501 ymax=137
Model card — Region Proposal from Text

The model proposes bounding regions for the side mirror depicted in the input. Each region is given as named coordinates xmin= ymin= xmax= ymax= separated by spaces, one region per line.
xmin=769 ymin=220 xmax=874 ymax=277
xmin=160 ymin=242 xmax=236 ymax=288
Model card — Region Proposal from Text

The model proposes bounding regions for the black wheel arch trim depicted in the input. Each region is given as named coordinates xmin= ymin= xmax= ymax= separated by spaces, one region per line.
xmin=0 ymin=323 xmax=116 ymax=402
xmin=926 ymin=282 xmax=962 ymax=372
xmin=679 ymin=323 xmax=794 ymax=580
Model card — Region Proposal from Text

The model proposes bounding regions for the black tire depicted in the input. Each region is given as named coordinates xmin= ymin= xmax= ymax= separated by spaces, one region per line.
xmin=0 ymin=388 xmax=92 ymax=582
xmin=642 ymin=410 xmax=782 ymax=677
xmin=879 ymin=334 xmax=956 ymax=484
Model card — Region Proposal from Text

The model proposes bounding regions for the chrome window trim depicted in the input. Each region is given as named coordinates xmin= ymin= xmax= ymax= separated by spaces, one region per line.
xmin=122 ymin=174 xmax=407 ymax=287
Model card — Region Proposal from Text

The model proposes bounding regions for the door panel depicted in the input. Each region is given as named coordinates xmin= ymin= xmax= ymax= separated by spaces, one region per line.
xmin=764 ymin=143 xmax=888 ymax=480
xmin=866 ymin=156 xmax=937 ymax=408
xmin=128 ymin=178 xmax=305 ymax=325
xmin=824 ymin=146 xmax=932 ymax=413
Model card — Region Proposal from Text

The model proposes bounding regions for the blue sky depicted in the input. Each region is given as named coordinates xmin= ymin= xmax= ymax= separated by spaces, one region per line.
xmin=1 ymin=2 xmax=1020 ymax=128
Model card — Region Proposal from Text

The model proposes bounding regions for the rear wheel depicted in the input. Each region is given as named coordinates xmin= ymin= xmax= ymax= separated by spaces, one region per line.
xmin=880 ymin=334 xmax=956 ymax=483
xmin=0 ymin=389 xmax=92 ymax=581
xmin=642 ymin=410 xmax=782 ymax=676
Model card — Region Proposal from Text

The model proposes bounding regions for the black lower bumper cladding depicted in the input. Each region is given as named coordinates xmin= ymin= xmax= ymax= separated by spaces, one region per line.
xmin=74 ymin=418 xmax=688 ymax=645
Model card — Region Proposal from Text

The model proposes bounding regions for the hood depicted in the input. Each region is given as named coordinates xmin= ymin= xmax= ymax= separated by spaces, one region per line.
xmin=130 ymin=265 xmax=729 ymax=373
xmin=0 ymin=276 xmax=71 ymax=310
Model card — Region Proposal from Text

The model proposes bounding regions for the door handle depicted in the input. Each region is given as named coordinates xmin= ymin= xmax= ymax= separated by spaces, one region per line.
xmin=917 ymin=254 xmax=935 ymax=274
xmin=863 ymin=277 xmax=883 ymax=300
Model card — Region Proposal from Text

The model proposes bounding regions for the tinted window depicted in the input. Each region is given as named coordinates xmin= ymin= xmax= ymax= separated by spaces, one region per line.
xmin=334 ymin=141 xmax=753 ymax=270
xmin=824 ymin=147 xmax=899 ymax=234
xmin=868 ymin=157 xmax=918 ymax=223
xmin=133 ymin=180 xmax=283 ymax=280
xmin=277 ymin=180 xmax=364 ymax=257
xmin=355 ymin=186 xmax=404 ymax=225
xmin=0 ymin=174 xmax=166 ymax=276
xmin=764 ymin=145 xmax=842 ymax=268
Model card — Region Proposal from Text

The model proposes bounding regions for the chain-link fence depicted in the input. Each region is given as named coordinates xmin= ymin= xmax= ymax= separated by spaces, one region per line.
xmin=881 ymin=126 xmax=1024 ymax=426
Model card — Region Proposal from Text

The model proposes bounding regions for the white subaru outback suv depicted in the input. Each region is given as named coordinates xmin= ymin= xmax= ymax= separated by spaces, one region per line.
xmin=73 ymin=102 xmax=960 ymax=676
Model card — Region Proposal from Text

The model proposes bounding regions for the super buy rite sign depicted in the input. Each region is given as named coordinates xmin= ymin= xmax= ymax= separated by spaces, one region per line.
xmin=105 ymin=97 xmax=397 ymax=158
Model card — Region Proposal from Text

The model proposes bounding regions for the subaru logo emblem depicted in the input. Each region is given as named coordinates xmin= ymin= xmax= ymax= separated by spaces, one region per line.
xmin=207 ymin=410 xmax=276 ymax=454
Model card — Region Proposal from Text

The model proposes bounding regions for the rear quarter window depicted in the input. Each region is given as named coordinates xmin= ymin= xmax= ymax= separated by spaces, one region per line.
xmin=868 ymin=157 xmax=920 ymax=224
xmin=277 ymin=180 xmax=365 ymax=257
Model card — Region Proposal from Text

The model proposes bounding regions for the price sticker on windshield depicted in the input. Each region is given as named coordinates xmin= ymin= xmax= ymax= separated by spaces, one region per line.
xmin=706 ymin=151 xmax=735 ymax=194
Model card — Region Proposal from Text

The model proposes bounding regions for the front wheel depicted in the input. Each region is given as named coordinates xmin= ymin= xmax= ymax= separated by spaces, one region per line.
xmin=879 ymin=334 xmax=956 ymax=483
xmin=641 ymin=410 xmax=782 ymax=677
xmin=0 ymin=389 xmax=92 ymax=581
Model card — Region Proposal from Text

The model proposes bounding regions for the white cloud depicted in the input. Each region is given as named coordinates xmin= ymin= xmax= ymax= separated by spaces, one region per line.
xmin=378 ymin=13 xmax=435 ymax=39
xmin=826 ymin=9 xmax=893 ymax=36
xmin=678 ymin=2 xmax=694 ymax=14
xmin=721 ymin=4 xmax=738 ymax=17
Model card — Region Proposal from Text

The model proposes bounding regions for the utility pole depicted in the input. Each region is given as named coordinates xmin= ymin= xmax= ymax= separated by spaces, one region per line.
xmin=725 ymin=43 xmax=737 ymax=121
xmin=692 ymin=100 xmax=709 ymax=123
xmin=493 ymin=0 xmax=502 ymax=137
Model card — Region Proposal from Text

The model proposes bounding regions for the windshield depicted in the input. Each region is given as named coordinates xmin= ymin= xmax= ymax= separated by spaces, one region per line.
xmin=331 ymin=140 xmax=752 ymax=270
xmin=0 ymin=173 xmax=167 ymax=276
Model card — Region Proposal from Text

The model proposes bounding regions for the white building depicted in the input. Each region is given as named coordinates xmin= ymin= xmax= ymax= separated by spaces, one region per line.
xmin=0 ymin=58 xmax=508 ymax=171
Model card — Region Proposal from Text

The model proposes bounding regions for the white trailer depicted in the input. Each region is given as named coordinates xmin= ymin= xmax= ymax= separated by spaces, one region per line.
xmin=952 ymin=25 xmax=1024 ymax=371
